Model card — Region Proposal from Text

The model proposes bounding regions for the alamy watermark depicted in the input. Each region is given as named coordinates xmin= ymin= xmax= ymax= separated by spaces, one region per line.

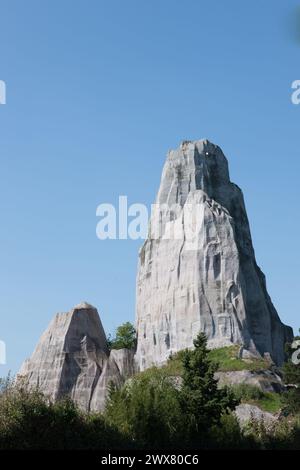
xmin=96 ymin=195 xmax=211 ymax=251
xmin=291 ymin=339 xmax=300 ymax=365
xmin=0 ymin=80 xmax=6 ymax=105
xmin=0 ymin=340 xmax=6 ymax=365
xmin=291 ymin=80 xmax=300 ymax=104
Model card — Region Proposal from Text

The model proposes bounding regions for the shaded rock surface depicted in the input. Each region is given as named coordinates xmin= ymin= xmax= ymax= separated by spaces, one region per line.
xmin=135 ymin=139 xmax=293 ymax=370
xmin=215 ymin=370 xmax=285 ymax=393
xmin=18 ymin=303 xmax=135 ymax=411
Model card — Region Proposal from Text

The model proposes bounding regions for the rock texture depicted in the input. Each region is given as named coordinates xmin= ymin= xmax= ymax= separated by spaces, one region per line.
xmin=135 ymin=139 xmax=293 ymax=370
xmin=18 ymin=138 xmax=293 ymax=411
xmin=235 ymin=404 xmax=277 ymax=429
xmin=18 ymin=303 xmax=135 ymax=411
xmin=215 ymin=370 xmax=285 ymax=393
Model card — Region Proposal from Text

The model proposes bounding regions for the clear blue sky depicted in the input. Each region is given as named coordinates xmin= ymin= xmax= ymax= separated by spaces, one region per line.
xmin=0 ymin=0 xmax=299 ymax=376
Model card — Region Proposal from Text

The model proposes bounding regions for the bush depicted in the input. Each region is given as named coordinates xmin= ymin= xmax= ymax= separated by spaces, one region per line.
xmin=209 ymin=413 xmax=257 ymax=449
xmin=243 ymin=415 xmax=300 ymax=450
xmin=179 ymin=333 xmax=239 ymax=445
xmin=105 ymin=332 xmax=239 ymax=449
xmin=230 ymin=383 xmax=265 ymax=402
xmin=282 ymin=333 xmax=300 ymax=415
xmin=282 ymin=388 xmax=300 ymax=415
xmin=108 ymin=322 xmax=136 ymax=350
xmin=0 ymin=380 xmax=127 ymax=449
xmin=230 ymin=384 xmax=282 ymax=413
xmin=2 ymin=330 xmax=300 ymax=450
xmin=105 ymin=368 xmax=183 ymax=448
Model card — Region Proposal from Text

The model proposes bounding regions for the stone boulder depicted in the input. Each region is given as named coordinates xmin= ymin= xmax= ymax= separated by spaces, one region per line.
xmin=215 ymin=369 xmax=285 ymax=393
xmin=235 ymin=403 xmax=277 ymax=429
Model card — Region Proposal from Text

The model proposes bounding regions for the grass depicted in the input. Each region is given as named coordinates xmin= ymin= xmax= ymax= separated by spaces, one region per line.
xmin=208 ymin=345 xmax=270 ymax=372
xmin=161 ymin=346 xmax=282 ymax=414
xmin=162 ymin=345 xmax=270 ymax=376
xmin=163 ymin=351 xmax=184 ymax=376
xmin=230 ymin=383 xmax=283 ymax=413
xmin=147 ymin=346 xmax=282 ymax=414
xmin=256 ymin=392 xmax=282 ymax=413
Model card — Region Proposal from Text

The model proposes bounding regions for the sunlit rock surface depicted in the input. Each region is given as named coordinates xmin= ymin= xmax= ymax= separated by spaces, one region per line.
xmin=19 ymin=303 xmax=135 ymax=411
xmin=135 ymin=139 xmax=292 ymax=370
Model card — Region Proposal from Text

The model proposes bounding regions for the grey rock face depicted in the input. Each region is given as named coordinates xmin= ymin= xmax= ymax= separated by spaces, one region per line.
xmin=215 ymin=370 xmax=285 ymax=393
xmin=90 ymin=348 xmax=136 ymax=411
xmin=235 ymin=404 xmax=277 ymax=429
xmin=18 ymin=303 xmax=135 ymax=411
xmin=135 ymin=139 xmax=293 ymax=370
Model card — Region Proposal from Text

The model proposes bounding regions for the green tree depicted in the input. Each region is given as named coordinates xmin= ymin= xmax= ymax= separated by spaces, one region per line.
xmin=179 ymin=332 xmax=239 ymax=443
xmin=110 ymin=322 xmax=136 ymax=350
xmin=0 ymin=380 xmax=127 ymax=449
xmin=105 ymin=368 xmax=182 ymax=448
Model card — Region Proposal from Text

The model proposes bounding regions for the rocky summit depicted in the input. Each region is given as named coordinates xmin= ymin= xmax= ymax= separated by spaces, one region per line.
xmin=18 ymin=303 xmax=135 ymax=411
xmin=135 ymin=139 xmax=292 ymax=370
xmin=19 ymin=139 xmax=293 ymax=410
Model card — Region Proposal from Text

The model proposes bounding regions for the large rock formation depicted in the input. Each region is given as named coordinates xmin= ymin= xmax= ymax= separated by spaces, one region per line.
xmin=135 ymin=139 xmax=292 ymax=370
xmin=19 ymin=138 xmax=293 ymax=411
xmin=19 ymin=302 xmax=135 ymax=411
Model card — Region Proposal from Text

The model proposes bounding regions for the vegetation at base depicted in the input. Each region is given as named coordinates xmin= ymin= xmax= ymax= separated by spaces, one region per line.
xmin=164 ymin=345 xmax=270 ymax=376
xmin=0 ymin=381 xmax=128 ymax=450
xmin=208 ymin=345 xmax=270 ymax=371
xmin=163 ymin=344 xmax=282 ymax=413
xmin=230 ymin=384 xmax=282 ymax=413
xmin=104 ymin=333 xmax=300 ymax=449
xmin=163 ymin=350 xmax=184 ymax=375
xmin=1 ymin=332 xmax=300 ymax=449
xmin=107 ymin=322 xmax=136 ymax=350
xmin=179 ymin=334 xmax=239 ymax=441
xmin=105 ymin=368 xmax=183 ymax=448
xmin=281 ymin=333 xmax=300 ymax=414
xmin=105 ymin=333 xmax=239 ymax=448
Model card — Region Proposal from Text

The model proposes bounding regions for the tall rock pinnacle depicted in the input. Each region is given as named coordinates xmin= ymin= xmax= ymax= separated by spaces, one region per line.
xmin=135 ymin=139 xmax=293 ymax=370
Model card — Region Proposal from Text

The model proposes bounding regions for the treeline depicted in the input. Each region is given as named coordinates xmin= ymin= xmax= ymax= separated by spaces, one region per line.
xmin=0 ymin=333 xmax=300 ymax=450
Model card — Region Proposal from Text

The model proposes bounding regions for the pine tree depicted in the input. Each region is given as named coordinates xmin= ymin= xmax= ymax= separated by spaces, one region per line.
xmin=179 ymin=332 xmax=239 ymax=441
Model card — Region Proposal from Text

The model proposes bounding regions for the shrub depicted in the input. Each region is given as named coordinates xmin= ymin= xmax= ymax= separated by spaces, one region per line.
xmin=230 ymin=383 xmax=265 ymax=402
xmin=209 ymin=413 xmax=257 ymax=449
xmin=179 ymin=333 xmax=239 ymax=445
xmin=0 ymin=380 xmax=127 ymax=449
xmin=282 ymin=333 xmax=300 ymax=415
xmin=105 ymin=367 xmax=183 ymax=448
xmin=109 ymin=322 xmax=136 ymax=350
xmin=282 ymin=388 xmax=300 ymax=415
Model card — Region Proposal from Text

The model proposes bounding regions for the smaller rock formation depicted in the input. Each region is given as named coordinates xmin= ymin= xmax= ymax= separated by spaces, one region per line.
xmin=18 ymin=303 xmax=135 ymax=411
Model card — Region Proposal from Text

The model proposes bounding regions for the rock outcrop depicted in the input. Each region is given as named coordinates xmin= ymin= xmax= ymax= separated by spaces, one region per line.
xmin=135 ymin=139 xmax=293 ymax=370
xmin=234 ymin=404 xmax=277 ymax=429
xmin=18 ymin=302 xmax=135 ymax=411
xmin=215 ymin=370 xmax=285 ymax=393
